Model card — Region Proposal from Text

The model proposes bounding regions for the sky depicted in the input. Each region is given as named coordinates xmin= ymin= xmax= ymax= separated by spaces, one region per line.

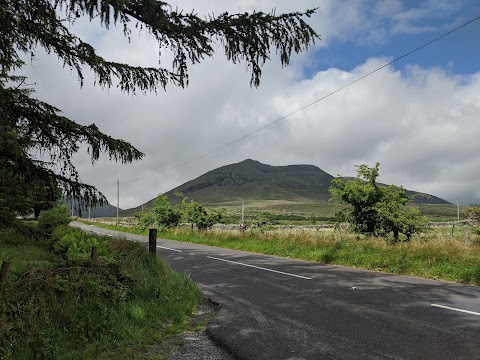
xmin=22 ymin=0 xmax=480 ymax=208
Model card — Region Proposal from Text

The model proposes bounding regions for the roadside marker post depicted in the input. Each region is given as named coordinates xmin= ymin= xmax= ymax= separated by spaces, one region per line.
xmin=149 ymin=229 xmax=157 ymax=256
xmin=0 ymin=261 xmax=11 ymax=292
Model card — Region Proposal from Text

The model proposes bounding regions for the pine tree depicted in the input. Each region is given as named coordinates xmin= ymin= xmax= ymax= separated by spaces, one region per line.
xmin=0 ymin=0 xmax=319 ymax=227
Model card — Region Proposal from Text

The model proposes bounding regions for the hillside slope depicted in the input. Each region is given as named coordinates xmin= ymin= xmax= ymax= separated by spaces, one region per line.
xmin=124 ymin=159 xmax=450 ymax=214
xmin=168 ymin=159 xmax=334 ymax=203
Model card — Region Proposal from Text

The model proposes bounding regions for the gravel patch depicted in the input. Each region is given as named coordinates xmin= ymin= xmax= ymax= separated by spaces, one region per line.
xmin=142 ymin=299 xmax=236 ymax=360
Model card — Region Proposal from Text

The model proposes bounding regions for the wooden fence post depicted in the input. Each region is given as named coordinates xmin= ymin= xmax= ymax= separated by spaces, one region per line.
xmin=149 ymin=229 xmax=157 ymax=256
xmin=91 ymin=247 xmax=98 ymax=262
xmin=0 ymin=261 xmax=11 ymax=292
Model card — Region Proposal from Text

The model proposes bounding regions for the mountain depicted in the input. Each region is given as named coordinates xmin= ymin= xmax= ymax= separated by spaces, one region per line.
xmin=168 ymin=159 xmax=335 ymax=203
xmin=124 ymin=159 xmax=450 ymax=213
xmin=64 ymin=198 xmax=119 ymax=218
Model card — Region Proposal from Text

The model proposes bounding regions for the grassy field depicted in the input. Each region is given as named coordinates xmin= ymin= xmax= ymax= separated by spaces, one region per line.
xmin=81 ymin=218 xmax=480 ymax=286
xmin=0 ymin=226 xmax=202 ymax=359
xmin=202 ymin=200 xmax=466 ymax=224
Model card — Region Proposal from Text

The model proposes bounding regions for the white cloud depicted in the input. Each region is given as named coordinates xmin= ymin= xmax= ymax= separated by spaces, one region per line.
xmin=18 ymin=1 xmax=480 ymax=208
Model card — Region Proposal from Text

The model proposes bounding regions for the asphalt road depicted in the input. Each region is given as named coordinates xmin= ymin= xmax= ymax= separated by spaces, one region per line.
xmin=71 ymin=222 xmax=480 ymax=360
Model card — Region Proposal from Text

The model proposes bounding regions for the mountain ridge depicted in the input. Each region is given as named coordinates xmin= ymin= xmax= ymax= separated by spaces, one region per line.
xmin=123 ymin=159 xmax=450 ymax=214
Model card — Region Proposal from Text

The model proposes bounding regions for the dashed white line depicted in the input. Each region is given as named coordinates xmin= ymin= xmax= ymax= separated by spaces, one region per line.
xmin=157 ymin=245 xmax=183 ymax=253
xmin=431 ymin=304 xmax=480 ymax=316
xmin=207 ymin=256 xmax=312 ymax=280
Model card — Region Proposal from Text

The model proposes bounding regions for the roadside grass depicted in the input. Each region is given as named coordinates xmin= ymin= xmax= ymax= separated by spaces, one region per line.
xmin=0 ymin=229 xmax=57 ymax=276
xmin=80 ymin=219 xmax=480 ymax=285
xmin=0 ymin=228 xmax=202 ymax=359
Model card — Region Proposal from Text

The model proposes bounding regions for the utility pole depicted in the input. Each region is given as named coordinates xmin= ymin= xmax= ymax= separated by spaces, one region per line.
xmin=116 ymin=179 xmax=119 ymax=227
xmin=241 ymin=201 xmax=245 ymax=226
xmin=457 ymin=200 xmax=460 ymax=222
xmin=88 ymin=205 xmax=91 ymax=220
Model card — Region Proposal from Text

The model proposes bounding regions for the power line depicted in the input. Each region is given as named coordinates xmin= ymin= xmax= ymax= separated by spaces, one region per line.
xmin=121 ymin=15 xmax=480 ymax=185
xmin=102 ymin=182 xmax=117 ymax=193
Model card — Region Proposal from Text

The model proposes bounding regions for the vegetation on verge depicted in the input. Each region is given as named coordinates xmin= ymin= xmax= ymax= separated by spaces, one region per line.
xmin=1 ymin=206 xmax=202 ymax=359
xmin=82 ymin=218 xmax=480 ymax=286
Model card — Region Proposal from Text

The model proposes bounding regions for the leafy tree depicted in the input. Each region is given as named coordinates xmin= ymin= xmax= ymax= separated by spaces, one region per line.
xmin=467 ymin=206 xmax=480 ymax=223
xmin=138 ymin=194 xmax=181 ymax=230
xmin=376 ymin=185 xmax=428 ymax=242
xmin=0 ymin=0 xmax=319 ymax=228
xmin=178 ymin=193 xmax=224 ymax=230
xmin=330 ymin=163 xmax=383 ymax=235
xmin=467 ymin=206 xmax=480 ymax=235
xmin=330 ymin=163 xmax=428 ymax=241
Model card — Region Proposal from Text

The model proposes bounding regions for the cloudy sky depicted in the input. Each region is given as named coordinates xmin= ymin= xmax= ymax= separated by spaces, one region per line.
xmin=24 ymin=0 xmax=480 ymax=208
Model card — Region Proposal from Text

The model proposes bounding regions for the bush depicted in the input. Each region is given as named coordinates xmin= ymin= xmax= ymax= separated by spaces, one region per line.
xmin=136 ymin=194 xmax=181 ymax=230
xmin=52 ymin=227 xmax=109 ymax=261
xmin=37 ymin=204 xmax=71 ymax=236
xmin=0 ymin=235 xmax=202 ymax=359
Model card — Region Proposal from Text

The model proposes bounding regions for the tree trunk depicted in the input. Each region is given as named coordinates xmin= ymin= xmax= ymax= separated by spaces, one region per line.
xmin=34 ymin=204 xmax=41 ymax=219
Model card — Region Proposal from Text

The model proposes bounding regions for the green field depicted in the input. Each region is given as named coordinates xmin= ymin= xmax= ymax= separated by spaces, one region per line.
xmin=202 ymin=200 xmax=466 ymax=224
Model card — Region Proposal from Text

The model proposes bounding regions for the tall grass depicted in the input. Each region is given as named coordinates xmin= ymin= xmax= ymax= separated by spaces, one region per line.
xmin=166 ymin=227 xmax=480 ymax=284
xmin=0 ymin=230 xmax=202 ymax=359
xmin=82 ymin=219 xmax=480 ymax=285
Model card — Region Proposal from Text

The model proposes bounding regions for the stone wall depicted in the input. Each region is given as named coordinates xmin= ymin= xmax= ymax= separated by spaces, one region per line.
xmin=84 ymin=217 xmax=476 ymax=231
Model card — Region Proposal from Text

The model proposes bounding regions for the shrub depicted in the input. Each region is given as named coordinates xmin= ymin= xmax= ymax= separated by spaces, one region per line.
xmin=52 ymin=227 xmax=109 ymax=261
xmin=37 ymin=204 xmax=71 ymax=236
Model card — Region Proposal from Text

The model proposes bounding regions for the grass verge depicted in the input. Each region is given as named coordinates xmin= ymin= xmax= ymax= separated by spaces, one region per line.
xmin=81 ymin=220 xmax=480 ymax=286
xmin=0 ymin=227 xmax=202 ymax=359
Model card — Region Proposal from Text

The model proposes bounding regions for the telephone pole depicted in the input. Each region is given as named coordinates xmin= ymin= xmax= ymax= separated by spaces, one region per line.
xmin=116 ymin=179 xmax=119 ymax=227
xmin=457 ymin=200 xmax=460 ymax=222
xmin=242 ymin=201 xmax=245 ymax=225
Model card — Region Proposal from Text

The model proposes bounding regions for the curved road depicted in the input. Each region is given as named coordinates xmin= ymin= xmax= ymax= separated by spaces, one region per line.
xmin=72 ymin=222 xmax=480 ymax=360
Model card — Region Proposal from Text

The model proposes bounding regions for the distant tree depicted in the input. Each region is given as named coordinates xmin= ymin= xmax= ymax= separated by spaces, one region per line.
xmin=467 ymin=206 xmax=480 ymax=223
xmin=330 ymin=163 xmax=383 ymax=235
xmin=138 ymin=194 xmax=181 ymax=230
xmin=376 ymin=185 xmax=429 ymax=242
xmin=178 ymin=193 xmax=224 ymax=230
xmin=467 ymin=206 xmax=480 ymax=235
xmin=255 ymin=211 xmax=279 ymax=226
xmin=330 ymin=163 xmax=428 ymax=242
xmin=0 ymin=0 xmax=319 ymax=228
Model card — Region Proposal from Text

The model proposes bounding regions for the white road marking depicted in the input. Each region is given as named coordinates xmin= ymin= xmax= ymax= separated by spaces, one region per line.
xmin=431 ymin=304 xmax=480 ymax=316
xmin=207 ymin=256 xmax=312 ymax=280
xmin=157 ymin=245 xmax=183 ymax=253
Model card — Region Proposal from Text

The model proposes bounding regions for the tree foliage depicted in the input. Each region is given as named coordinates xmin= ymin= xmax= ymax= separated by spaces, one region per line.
xmin=37 ymin=203 xmax=71 ymax=236
xmin=330 ymin=163 xmax=383 ymax=234
xmin=137 ymin=194 xmax=181 ymax=230
xmin=330 ymin=163 xmax=428 ymax=242
xmin=137 ymin=193 xmax=223 ymax=230
xmin=467 ymin=206 xmax=480 ymax=235
xmin=0 ymin=0 xmax=319 ymax=228
xmin=467 ymin=206 xmax=480 ymax=223
xmin=178 ymin=193 xmax=224 ymax=230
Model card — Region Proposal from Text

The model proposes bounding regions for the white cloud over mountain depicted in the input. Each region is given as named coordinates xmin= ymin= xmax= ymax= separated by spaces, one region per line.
xmin=22 ymin=1 xmax=480 ymax=207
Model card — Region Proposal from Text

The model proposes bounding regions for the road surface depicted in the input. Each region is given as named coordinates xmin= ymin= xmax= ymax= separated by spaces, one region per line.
xmin=71 ymin=221 xmax=480 ymax=360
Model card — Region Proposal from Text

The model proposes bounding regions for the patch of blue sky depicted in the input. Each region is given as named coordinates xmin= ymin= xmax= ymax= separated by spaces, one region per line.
xmin=302 ymin=2 xmax=480 ymax=78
